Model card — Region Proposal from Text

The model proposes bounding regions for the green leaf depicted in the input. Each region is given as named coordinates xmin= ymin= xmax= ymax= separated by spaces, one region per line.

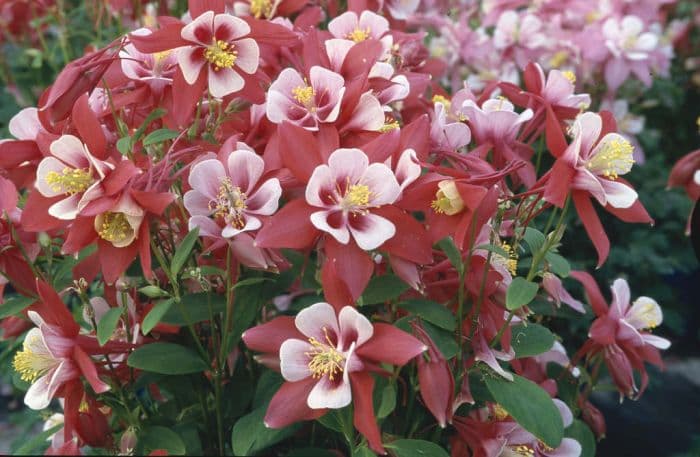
xmin=484 ymin=373 xmax=564 ymax=448
xmin=138 ymin=285 xmax=170 ymax=298
xmin=511 ymin=323 xmax=556 ymax=358
xmin=398 ymin=299 xmax=456 ymax=331
xmin=288 ymin=449 xmax=339 ymax=457
xmin=422 ymin=321 xmax=458 ymax=359
xmin=116 ymin=136 xmax=131 ymax=155
xmin=142 ymin=128 xmax=180 ymax=146
xmin=522 ymin=227 xmax=546 ymax=255
xmin=232 ymin=406 xmax=301 ymax=456
xmin=0 ymin=295 xmax=34 ymax=319
xmin=317 ymin=407 xmax=351 ymax=436
xmin=385 ymin=439 xmax=450 ymax=457
xmin=139 ymin=426 xmax=186 ymax=455
xmin=141 ymin=298 xmax=175 ymax=335
xmin=565 ymin=420 xmax=596 ymax=457
xmin=437 ymin=237 xmax=464 ymax=275
xmin=161 ymin=293 xmax=225 ymax=326
xmin=171 ymin=227 xmax=199 ymax=277
xmin=506 ymin=277 xmax=539 ymax=310
xmin=545 ymin=252 xmax=571 ymax=277
xmin=132 ymin=108 xmax=166 ymax=144
xmin=361 ymin=274 xmax=409 ymax=305
xmin=127 ymin=343 xmax=207 ymax=375
xmin=352 ymin=446 xmax=376 ymax=457
xmin=232 ymin=277 xmax=272 ymax=290
xmin=376 ymin=383 xmax=397 ymax=419
xmin=96 ymin=307 xmax=122 ymax=346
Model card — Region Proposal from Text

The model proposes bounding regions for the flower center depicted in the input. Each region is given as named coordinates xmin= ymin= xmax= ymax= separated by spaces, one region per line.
xmin=509 ymin=444 xmax=535 ymax=457
xmin=562 ymin=70 xmax=576 ymax=85
xmin=306 ymin=327 xmax=345 ymax=381
xmin=586 ymin=137 xmax=635 ymax=179
xmin=347 ymin=27 xmax=371 ymax=43
xmin=630 ymin=298 xmax=662 ymax=329
xmin=430 ymin=180 xmax=464 ymax=215
xmin=292 ymin=85 xmax=315 ymax=107
xmin=379 ymin=117 xmax=401 ymax=132
xmin=204 ymin=40 xmax=238 ymax=71
xmin=345 ymin=184 xmax=371 ymax=207
xmin=491 ymin=404 xmax=510 ymax=421
xmin=13 ymin=336 xmax=54 ymax=383
xmin=210 ymin=178 xmax=248 ymax=230
xmin=492 ymin=242 xmax=518 ymax=276
xmin=432 ymin=94 xmax=452 ymax=112
xmin=548 ymin=50 xmax=569 ymax=68
xmin=97 ymin=212 xmax=134 ymax=244
xmin=250 ymin=0 xmax=273 ymax=18
xmin=153 ymin=50 xmax=172 ymax=64
xmin=45 ymin=167 xmax=93 ymax=195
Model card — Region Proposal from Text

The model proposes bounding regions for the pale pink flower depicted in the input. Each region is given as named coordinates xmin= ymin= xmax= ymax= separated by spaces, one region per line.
xmin=279 ymin=302 xmax=373 ymax=409
xmin=178 ymin=11 xmax=259 ymax=98
xmin=368 ymin=62 xmax=410 ymax=108
xmin=121 ymin=28 xmax=178 ymax=93
xmin=8 ymin=107 xmax=44 ymax=140
xmin=601 ymin=98 xmax=646 ymax=164
xmin=266 ymin=66 xmax=345 ymax=130
xmin=542 ymin=272 xmax=586 ymax=313
xmin=531 ymin=64 xmax=591 ymax=110
xmin=327 ymin=11 xmax=393 ymax=57
xmin=184 ymin=149 xmax=282 ymax=239
xmin=460 ymin=97 xmax=533 ymax=146
xmin=602 ymin=15 xmax=660 ymax=90
xmin=306 ymin=148 xmax=401 ymax=250
xmin=562 ymin=112 xmax=638 ymax=208
xmin=35 ymin=135 xmax=113 ymax=220
xmin=430 ymin=96 xmax=471 ymax=150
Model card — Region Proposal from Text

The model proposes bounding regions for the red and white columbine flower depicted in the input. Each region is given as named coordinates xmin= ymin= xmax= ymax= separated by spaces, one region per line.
xmin=327 ymin=10 xmax=393 ymax=56
xmin=35 ymin=134 xmax=112 ymax=220
xmin=266 ymin=66 xmax=346 ymax=130
xmin=562 ymin=112 xmax=638 ymax=209
xmin=185 ymin=149 xmax=282 ymax=239
xmin=306 ymin=148 xmax=401 ymax=251
xmin=243 ymin=301 xmax=426 ymax=453
xmin=178 ymin=11 xmax=260 ymax=98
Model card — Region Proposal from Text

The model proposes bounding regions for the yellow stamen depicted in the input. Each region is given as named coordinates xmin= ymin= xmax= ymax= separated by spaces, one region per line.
xmin=430 ymin=180 xmax=464 ymax=215
xmin=210 ymin=177 xmax=248 ymax=230
xmin=631 ymin=298 xmax=662 ymax=329
xmin=492 ymin=404 xmax=509 ymax=421
xmin=562 ymin=70 xmax=576 ymax=85
xmin=153 ymin=50 xmax=172 ymax=64
xmin=585 ymin=11 xmax=601 ymax=24
xmin=292 ymin=85 xmax=315 ymax=106
xmin=346 ymin=184 xmax=371 ymax=207
xmin=250 ymin=0 xmax=273 ymax=18
xmin=347 ymin=27 xmax=371 ymax=43
xmin=379 ymin=118 xmax=400 ymax=132
xmin=204 ymin=40 xmax=238 ymax=71
xmin=45 ymin=167 xmax=93 ymax=195
xmin=13 ymin=336 xmax=54 ymax=383
xmin=499 ymin=242 xmax=518 ymax=276
xmin=511 ymin=444 xmax=536 ymax=456
xmin=305 ymin=327 xmax=345 ymax=381
xmin=586 ymin=137 xmax=635 ymax=179
xmin=432 ymin=94 xmax=452 ymax=112
xmin=548 ymin=50 xmax=569 ymax=69
xmin=97 ymin=212 xmax=133 ymax=244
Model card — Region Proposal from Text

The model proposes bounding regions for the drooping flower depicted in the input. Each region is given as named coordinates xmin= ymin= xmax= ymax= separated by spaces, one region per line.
xmin=120 ymin=28 xmax=178 ymax=94
xmin=243 ymin=301 xmax=426 ymax=453
xmin=177 ymin=10 xmax=260 ymax=98
xmin=305 ymin=148 xmax=401 ymax=251
xmin=35 ymin=134 xmax=113 ymax=220
xmin=185 ymin=148 xmax=282 ymax=239
xmin=266 ymin=66 xmax=346 ymax=130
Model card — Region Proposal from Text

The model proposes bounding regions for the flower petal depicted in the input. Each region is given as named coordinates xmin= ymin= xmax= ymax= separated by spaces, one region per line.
xmin=348 ymin=212 xmax=395 ymax=250
xmin=280 ymin=338 xmax=313 ymax=382
xmin=227 ymin=149 xmax=264 ymax=194
xmin=189 ymin=159 xmax=226 ymax=200
xmin=307 ymin=375 xmax=352 ymax=409
xmin=295 ymin=302 xmax=340 ymax=343
xmin=338 ymin=306 xmax=374 ymax=349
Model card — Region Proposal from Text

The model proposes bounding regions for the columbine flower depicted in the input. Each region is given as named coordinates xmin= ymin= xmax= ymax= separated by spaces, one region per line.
xmin=602 ymin=15 xmax=660 ymax=90
xmin=35 ymin=135 xmax=112 ymax=220
xmin=563 ymin=111 xmax=638 ymax=208
xmin=266 ymin=66 xmax=345 ymax=130
xmin=94 ymin=193 xmax=145 ymax=248
xmin=243 ymin=301 xmax=426 ymax=453
xmin=178 ymin=11 xmax=260 ymax=98
xmin=327 ymin=10 xmax=393 ymax=56
xmin=305 ymin=148 xmax=401 ymax=250
xmin=185 ymin=149 xmax=282 ymax=239
xmin=121 ymin=28 xmax=178 ymax=94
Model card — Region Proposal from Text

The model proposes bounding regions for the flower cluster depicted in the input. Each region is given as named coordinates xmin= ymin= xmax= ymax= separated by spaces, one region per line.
xmin=0 ymin=0 xmax=678 ymax=455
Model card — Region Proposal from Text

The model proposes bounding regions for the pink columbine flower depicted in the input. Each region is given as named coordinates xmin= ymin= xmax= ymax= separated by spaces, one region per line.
xmin=560 ymin=112 xmax=638 ymax=209
xmin=35 ymin=134 xmax=113 ymax=220
xmin=121 ymin=28 xmax=178 ymax=94
xmin=460 ymin=97 xmax=533 ymax=146
xmin=542 ymin=272 xmax=586 ymax=313
xmin=178 ymin=11 xmax=260 ymax=98
xmin=601 ymin=98 xmax=646 ymax=164
xmin=589 ymin=278 xmax=670 ymax=350
xmin=266 ymin=66 xmax=346 ymax=130
xmin=602 ymin=15 xmax=660 ymax=90
xmin=327 ymin=11 xmax=393 ymax=56
xmin=306 ymin=148 xmax=401 ymax=250
xmin=184 ymin=149 xmax=282 ymax=239
xmin=430 ymin=95 xmax=472 ymax=150
xmin=530 ymin=64 xmax=591 ymax=110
